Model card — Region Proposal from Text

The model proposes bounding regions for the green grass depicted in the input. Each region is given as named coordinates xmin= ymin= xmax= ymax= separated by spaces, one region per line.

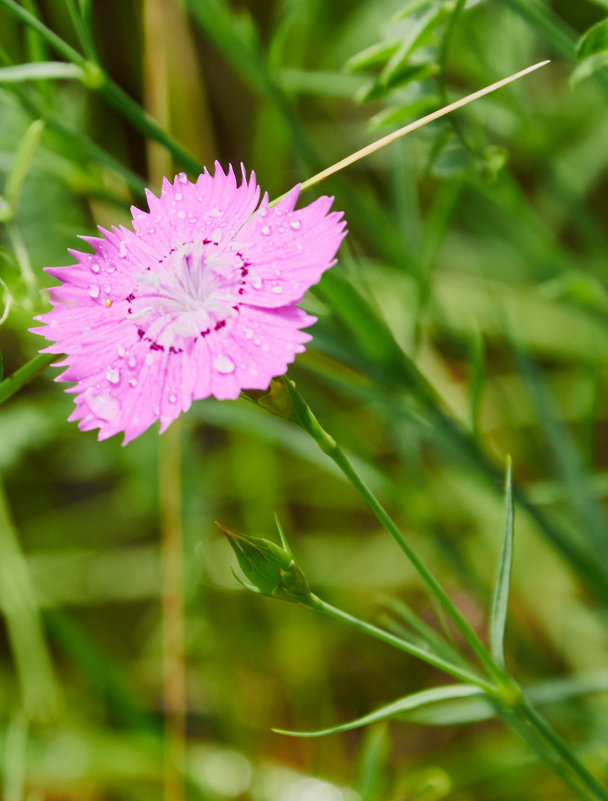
xmin=2 ymin=1 xmax=608 ymax=799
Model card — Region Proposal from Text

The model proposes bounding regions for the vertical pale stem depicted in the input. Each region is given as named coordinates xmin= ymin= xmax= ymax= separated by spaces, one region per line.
xmin=143 ymin=2 xmax=185 ymax=799
xmin=159 ymin=423 xmax=185 ymax=801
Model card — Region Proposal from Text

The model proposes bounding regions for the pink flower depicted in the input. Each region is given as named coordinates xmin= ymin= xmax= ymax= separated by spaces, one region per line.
xmin=32 ymin=163 xmax=346 ymax=443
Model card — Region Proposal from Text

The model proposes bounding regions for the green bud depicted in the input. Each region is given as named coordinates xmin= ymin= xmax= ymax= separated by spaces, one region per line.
xmin=217 ymin=522 xmax=310 ymax=602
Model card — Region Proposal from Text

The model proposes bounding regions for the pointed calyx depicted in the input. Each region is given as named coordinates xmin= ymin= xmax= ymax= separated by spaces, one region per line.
xmin=217 ymin=521 xmax=311 ymax=602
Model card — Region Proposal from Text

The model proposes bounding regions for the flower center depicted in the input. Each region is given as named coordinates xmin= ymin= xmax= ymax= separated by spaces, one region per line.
xmin=127 ymin=238 xmax=248 ymax=350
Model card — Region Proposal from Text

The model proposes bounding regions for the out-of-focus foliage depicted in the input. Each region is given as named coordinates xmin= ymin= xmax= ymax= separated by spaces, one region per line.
xmin=1 ymin=0 xmax=608 ymax=799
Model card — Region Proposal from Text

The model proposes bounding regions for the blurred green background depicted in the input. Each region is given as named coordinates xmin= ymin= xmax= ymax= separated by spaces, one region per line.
xmin=2 ymin=0 xmax=608 ymax=799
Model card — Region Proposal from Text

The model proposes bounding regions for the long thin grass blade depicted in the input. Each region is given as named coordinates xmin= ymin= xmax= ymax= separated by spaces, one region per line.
xmin=489 ymin=458 xmax=514 ymax=668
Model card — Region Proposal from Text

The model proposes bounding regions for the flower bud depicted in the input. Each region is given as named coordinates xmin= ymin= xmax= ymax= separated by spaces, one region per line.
xmin=217 ymin=522 xmax=310 ymax=602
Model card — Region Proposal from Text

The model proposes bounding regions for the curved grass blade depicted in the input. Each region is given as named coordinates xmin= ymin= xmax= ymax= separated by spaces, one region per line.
xmin=273 ymin=684 xmax=484 ymax=737
xmin=0 ymin=353 xmax=57 ymax=406
xmin=0 ymin=62 xmax=84 ymax=83
xmin=489 ymin=457 xmax=514 ymax=668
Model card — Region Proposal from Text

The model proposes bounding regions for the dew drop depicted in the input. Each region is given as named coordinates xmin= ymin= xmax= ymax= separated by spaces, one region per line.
xmin=127 ymin=357 xmax=137 ymax=369
xmin=244 ymin=329 xmax=253 ymax=339
xmin=168 ymin=393 xmax=177 ymax=404
xmin=254 ymin=338 xmax=261 ymax=346
xmin=91 ymin=262 xmax=100 ymax=273
xmin=177 ymin=210 xmax=186 ymax=219
xmin=129 ymin=378 xmax=137 ymax=388
xmin=189 ymin=216 xmax=198 ymax=224
xmin=177 ymin=172 xmax=188 ymax=184
xmin=251 ymin=276 xmax=262 ymax=289
xmin=119 ymin=241 xmax=128 ymax=258
xmin=290 ymin=219 xmax=301 ymax=230
xmin=117 ymin=345 xmax=125 ymax=357
xmin=88 ymin=392 xmax=120 ymax=420
xmin=259 ymin=207 xmax=267 ymax=217
xmin=260 ymin=226 xmax=270 ymax=236
xmin=147 ymin=226 xmax=156 ymax=234
xmin=106 ymin=366 xmax=120 ymax=384
xmin=278 ymin=226 xmax=285 ymax=234
xmin=175 ymin=192 xmax=183 ymax=201
xmin=272 ymin=285 xmax=283 ymax=294
xmin=106 ymin=263 xmax=116 ymax=273
xmin=209 ymin=208 xmax=221 ymax=218
xmin=262 ymin=343 xmax=270 ymax=352
xmin=213 ymin=354 xmax=236 ymax=374
xmin=88 ymin=284 xmax=100 ymax=298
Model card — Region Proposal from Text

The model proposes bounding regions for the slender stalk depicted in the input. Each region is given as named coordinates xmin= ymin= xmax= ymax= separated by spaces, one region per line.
xmin=0 ymin=353 xmax=56 ymax=406
xmin=159 ymin=422 xmax=185 ymax=801
xmin=304 ymin=594 xmax=495 ymax=692
xmin=284 ymin=379 xmax=505 ymax=683
xmin=144 ymin=4 xmax=186 ymax=798
xmin=497 ymin=705 xmax=597 ymax=801
xmin=327 ymin=443 xmax=504 ymax=683
xmin=293 ymin=61 xmax=549 ymax=196
xmin=517 ymin=700 xmax=608 ymax=801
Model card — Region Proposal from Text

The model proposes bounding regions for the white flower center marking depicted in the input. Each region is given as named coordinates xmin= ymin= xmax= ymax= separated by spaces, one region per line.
xmin=131 ymin=239 xmax=247 ymax=348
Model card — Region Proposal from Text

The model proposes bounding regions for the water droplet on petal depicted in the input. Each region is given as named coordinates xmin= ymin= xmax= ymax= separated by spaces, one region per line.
xmin=147 ymin=226 xmax=156 ymax=234
xmin=88 ymin=392 xmax=120 ymax=420
xmin=168 ymin=393 xmax=177 ymax=404
xmin=175 ymin=192 xmax=183 ymax=201
xmin=259 ymin=207 xmax=267 ymax=217
xmin=119 ymin=241 xmax=128 ymax=258
xmin=272 ymin=285 xmax=283 ymax=294
xmin=127 ymin=357 xmax=137 ymax=369
xmin=106 ymin=366 xmax=120 ymax=384
xmin=260 ymin=226 xmax=270 ymax=236
xmin=106 ymin=263 xmax=116 ymax=273
xmin=88 ymin=284 xmax=100 ymax=298
xmin=209 ymin=208 xmax=221 ymax=218
xmin=251 ymin=275 xmax=262 ymax=289
xmin=177 ymin=210 xmax=186 ymax=219
xmin=117 ymin=345 xmax=125 ymax=357
xmin=91 ymin=262 xmax=100 ymax=273
xmin=177 ymin=172 xmax=188 ymax=184
xmin=213 ymin=354 xmax=235 ymax=374
xmin=129 ymin=378 xmax=137 ymax=388
xmin=254 ymin=338 xmax=261 ymax=346
xmin=244 ymin=329 xmax=253 ymax=339
xmin=189 ymin=217 xmax=198 ymax=224
xmin=290 ymin=219 xmax=301 ymax=230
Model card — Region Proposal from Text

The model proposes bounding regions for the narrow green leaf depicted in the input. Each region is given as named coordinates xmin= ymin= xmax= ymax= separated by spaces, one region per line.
xmin=576 ymin=18 xmax=608 ymax=60
xmin=381 ymin=6 xmax=449 ymax=85
xmin=4 ymin=119 xmax=44 ymax=216
xmin=570 ymin=51 xmax=608 ymax=86
xmin=402 ymin=670 xmax=608 ymax=726
xmin=356 ymin=724 xmax=391 ymax=801
xmin=489 ymin=457 xmax=514 ymax=668
xmin=0 ymin=353 xmax=56 ymax=407
xmin=344 ymin=40 xmax=401 ymax=73
xmin=0 ymin=61 xmax=84 ymax=83
xmin=273 ymin=684 xmax=484 ymax=737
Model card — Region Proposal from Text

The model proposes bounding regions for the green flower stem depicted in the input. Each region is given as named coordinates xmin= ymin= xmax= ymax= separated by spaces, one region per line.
xmin=517 ymin=700 xmax=608 ymax=801
xmin=303 ymin=593 xmax=495 ymax=692
xmin=496 ymin=705 xmax=596 ymax=801
xmin=328 ymin=443 xmax=505 ymax=684
xmin=0 ymin=353 xmax=57 ymax=406
xmin=284 ymin=380 xmax=506 ymax=686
